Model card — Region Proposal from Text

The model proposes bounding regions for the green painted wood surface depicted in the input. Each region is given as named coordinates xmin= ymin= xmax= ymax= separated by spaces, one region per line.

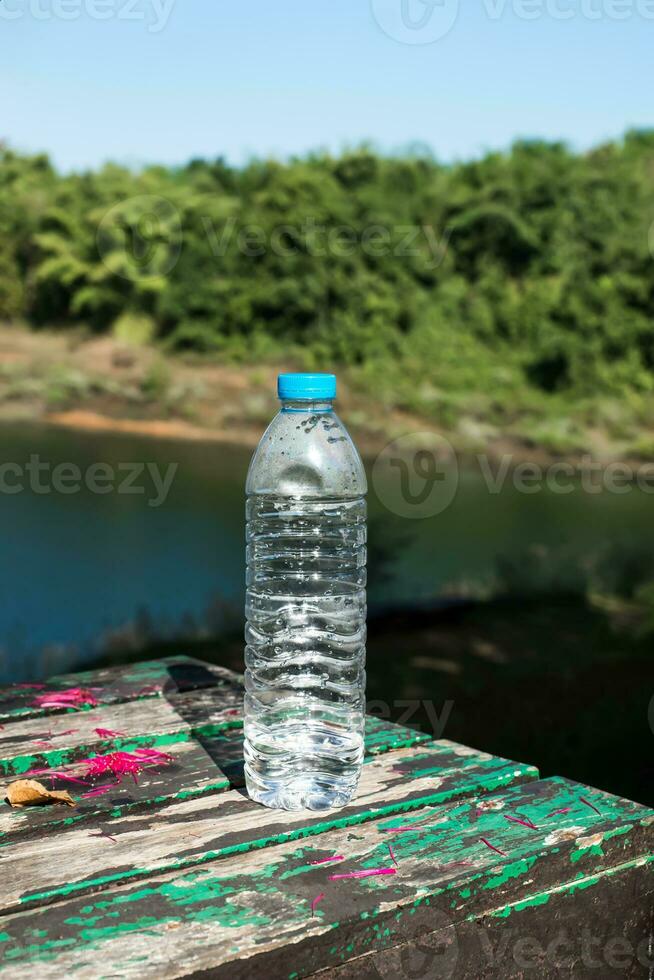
xmin=0 ymin=697 xmax=196 ymax=777
xmin=312 ymin=856 xmax=651 ymax=980
xmin=190 ymin=709 xmax=432 ymax=788
xmin=0 ymin=777 xmax=650 ymax=978
xmin=0 ymin=656 xmax=236 ymax=723
xmin=0 ymin=737 xmax=230 ymax=841
xmin=0 ymin=656 xmax=650 ymax=979
xmin=0 ymin=741 xmax=536 ymax=913
xmin=170 ymin=687 xmax=431 ymax=755
xmin=0 ymin=688 xmax=432 ymax=842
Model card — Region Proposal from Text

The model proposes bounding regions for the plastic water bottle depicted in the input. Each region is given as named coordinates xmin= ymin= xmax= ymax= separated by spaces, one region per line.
xmin=244 ymin=373 xmax=367 ymax=810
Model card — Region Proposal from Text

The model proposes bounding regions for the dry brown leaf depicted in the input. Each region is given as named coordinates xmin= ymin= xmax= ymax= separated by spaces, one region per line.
xmin=5 ymin=779 xmax=77 ymax=808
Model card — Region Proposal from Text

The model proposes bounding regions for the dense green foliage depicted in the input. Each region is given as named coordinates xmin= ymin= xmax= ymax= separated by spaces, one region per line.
xmin=2 ymin=133 xmax=654 ymax=432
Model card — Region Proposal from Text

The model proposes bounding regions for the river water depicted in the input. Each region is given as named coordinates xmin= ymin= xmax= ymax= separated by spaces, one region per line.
xmin=2 ymin=422 xmax=653 ymax=683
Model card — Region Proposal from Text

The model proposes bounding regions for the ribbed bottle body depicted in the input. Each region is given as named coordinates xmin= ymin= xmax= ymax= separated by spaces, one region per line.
xmin=244 ymin=404 xmax=367 ymax=811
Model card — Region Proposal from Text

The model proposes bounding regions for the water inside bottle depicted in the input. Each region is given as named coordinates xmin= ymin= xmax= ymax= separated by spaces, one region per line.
xmin=244 ymin=397 xmax=367 ymax=811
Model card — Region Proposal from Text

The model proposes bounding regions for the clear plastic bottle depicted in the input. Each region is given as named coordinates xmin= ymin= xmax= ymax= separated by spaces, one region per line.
xmin=244 ymin=373 xmax=367 ymax=810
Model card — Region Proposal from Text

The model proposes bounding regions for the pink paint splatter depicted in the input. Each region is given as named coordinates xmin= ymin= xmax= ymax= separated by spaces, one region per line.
xmin=547 ymin=807 xmax=572 ymax=817
xmin=94 ymin=728 xmax=126 ymax=739
xmin=328 ymin=868 xmax=396 ymax=881
xmin=311 ymin=893 xmax=325 ymax=917
xmin=310 ymin=855 xmax=345 ymax=866
xmin=39 ymin=772 xmax=89 ymax=785
xmin=504 ymin=815 xmax=538 ymax=830
xmin=81 ymin=786 xmax=114 ymax=799
xmin=53 ymin=729 xmax=79 ymax=737
xmin=80 ymin=748 xmax=174 ymax=784
xmin=480 ymin=837 xmax=507 ymax=857
xmin=32 ymin=688 xmax=99 ymax=711
xmin=88 ymin=830 xmax=117 ymax=844
xmin=388 ymin=844 xmax=398 ymax=867
xmin=579 ymin=796 xmax=601 ymax=816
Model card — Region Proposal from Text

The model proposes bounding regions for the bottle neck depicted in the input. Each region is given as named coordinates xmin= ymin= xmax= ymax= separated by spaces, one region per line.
xmin=280 ymin=399 xmax=334 ymax=413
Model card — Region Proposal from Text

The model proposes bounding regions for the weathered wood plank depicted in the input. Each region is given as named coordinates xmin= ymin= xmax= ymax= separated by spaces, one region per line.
xmin=0 ymin=697 xmax=195 ymax=777
xmin=0 ymin=715 xmax=427 ymax=840
xmin=0 ymin=777 xmax=649 ymax=978
xmin=167 ymin=685 xmax=244 ymax=733
xmin=189 ymin=711 xmax=432 ymax=788
xmin=0 ymin=742 xmax=537 ymax=913
xmin=0 ymin=694 xmax=237 ymax=840
xmin=310 ymin=857 xmax=652 ymax=979
xmin=0 ymin=737 xmax=229 ymax=840
xmin=0 ymin=656 xmax=242 ymax=724
xmin=169 ymin=687 xmax=429 ymax=748
xmin=358 ymin=715 xmax=433 ymax=756
xmin=0 ymin=690 xmax=429 ymax=842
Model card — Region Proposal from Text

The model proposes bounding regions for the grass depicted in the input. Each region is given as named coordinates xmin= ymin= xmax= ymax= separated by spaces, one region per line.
xmin=1 ymin=323 xmax=654 ymax=463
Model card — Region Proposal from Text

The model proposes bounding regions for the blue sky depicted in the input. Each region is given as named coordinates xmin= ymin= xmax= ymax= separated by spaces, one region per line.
xmin=3 ymin=0 xmax=652 ymax=171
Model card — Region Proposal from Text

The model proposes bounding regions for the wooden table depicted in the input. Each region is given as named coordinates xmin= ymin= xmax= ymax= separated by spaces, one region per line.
xmin=0 ymin=655 xmax=651 ymax=978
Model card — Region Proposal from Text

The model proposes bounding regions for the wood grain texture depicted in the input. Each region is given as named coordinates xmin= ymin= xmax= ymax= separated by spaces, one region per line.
xmin=0 ymin=777 xmax=650 ymax=979
xmin=0 ymin=692 xmax=430 ymax=844
xmin=310 ymin=857 xmax=652 ymax=979
xmin=0 ymin=737 xmax=229 ymax=840
xmin=190 ymin=710 xmax=432 ymax=788
xmin=0 ymin=656 xmax=242 ymax=723
xmin=0 ymin=656 xmax=650 ymax=980
xmin=0 ymin=740 xmax=537 ymax=913
xmin=0 ymin=697 xmax=194 ymax=777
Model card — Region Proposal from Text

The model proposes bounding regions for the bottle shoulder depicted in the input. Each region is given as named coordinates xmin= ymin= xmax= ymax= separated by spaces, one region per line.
xmin=246 ymin=409 xmax=367 ymax=497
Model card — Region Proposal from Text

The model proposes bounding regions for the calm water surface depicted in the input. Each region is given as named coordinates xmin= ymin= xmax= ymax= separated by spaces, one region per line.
xmin=2 ymin=422 xmax=653 ymax=682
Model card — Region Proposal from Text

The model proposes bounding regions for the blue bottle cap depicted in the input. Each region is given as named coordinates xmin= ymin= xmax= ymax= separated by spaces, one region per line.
xmin=277 ymin=373 xmax=337 ymax=401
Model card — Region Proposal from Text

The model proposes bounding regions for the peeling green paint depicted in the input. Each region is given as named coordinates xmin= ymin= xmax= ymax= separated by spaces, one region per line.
xmin=1 ymin=660 xmax=652 ymax=979
xmin=488 ymin=854 xmax=654 ymax=919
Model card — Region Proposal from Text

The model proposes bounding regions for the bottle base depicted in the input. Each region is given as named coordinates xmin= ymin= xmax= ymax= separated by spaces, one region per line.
xmin=245 ymin=768 xmax=359 ymax=811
